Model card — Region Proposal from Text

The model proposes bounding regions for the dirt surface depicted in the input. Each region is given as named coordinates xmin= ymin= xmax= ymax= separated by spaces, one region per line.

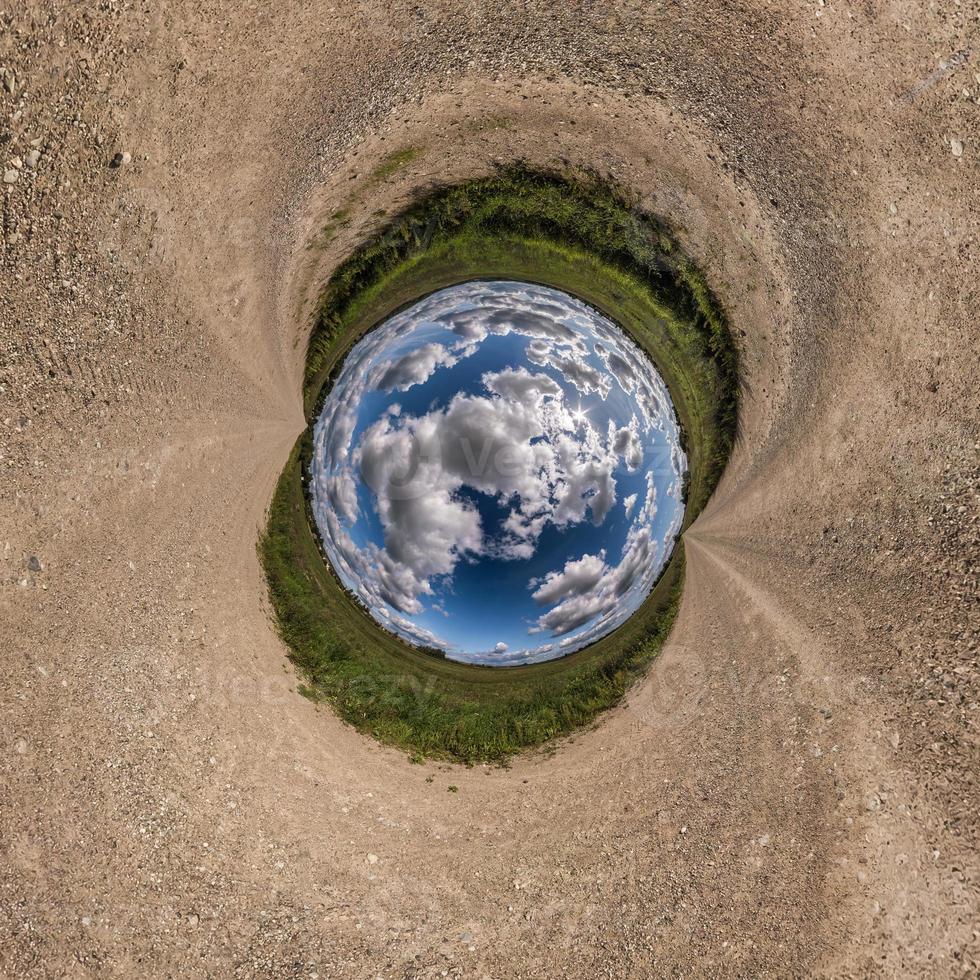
xmin=1 ymin=2 xmax=978 ymax=977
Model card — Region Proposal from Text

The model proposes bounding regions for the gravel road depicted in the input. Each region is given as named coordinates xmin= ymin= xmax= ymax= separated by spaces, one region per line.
xmin=1 ymin=2 xmax=977 ymax=976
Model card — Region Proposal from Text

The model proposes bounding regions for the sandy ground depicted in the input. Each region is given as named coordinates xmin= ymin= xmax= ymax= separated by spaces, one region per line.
xmin=1 ymin=1 xmax=978 ymax=976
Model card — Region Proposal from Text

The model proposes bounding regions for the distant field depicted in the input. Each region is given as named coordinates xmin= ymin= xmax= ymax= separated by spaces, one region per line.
xmin=261 ymin=167 xmax=738 ymax=762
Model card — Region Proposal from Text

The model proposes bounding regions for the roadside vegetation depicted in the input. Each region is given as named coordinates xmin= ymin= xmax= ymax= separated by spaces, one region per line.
xmin=261 ymin=164 xmax=738 ymax=762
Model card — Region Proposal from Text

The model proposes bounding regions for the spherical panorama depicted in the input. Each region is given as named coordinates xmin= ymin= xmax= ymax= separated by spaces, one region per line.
xmin=310 ymin=280 xmax=686 ymax=665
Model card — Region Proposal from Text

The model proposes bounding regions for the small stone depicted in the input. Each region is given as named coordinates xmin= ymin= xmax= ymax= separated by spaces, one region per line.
xmin=866 ymin=793 xmax=882 ymax=812
xmin=81 ymin=916 xmax=92 ymax=927
xmin=186 ymin=913 xmax=199 ymax=927
xmin=13 ymin=738 xmax=27 ymax=755
xmin=27 ymin=555 xmax=42 ymax=572
xmin=366 ymin=853 xmax=378 ymax=865
xmin=3 ymin=169 xmax=18 ymax=184
xmin=459 ymin=931 xmax=474 ymax=943
xmin=109 ymin=151 xmax=132 ymax=168
xmin=25 ymin=149 xmax=40 ymax=168
xmin=950 ymin=138 xmax=964 ymax=157
xmin=888 ymin=732 xmax=900 ymax=749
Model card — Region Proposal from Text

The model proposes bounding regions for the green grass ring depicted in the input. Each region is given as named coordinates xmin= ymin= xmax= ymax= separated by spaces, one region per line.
xmin=261 ymin=165 xmax=738 ymax=763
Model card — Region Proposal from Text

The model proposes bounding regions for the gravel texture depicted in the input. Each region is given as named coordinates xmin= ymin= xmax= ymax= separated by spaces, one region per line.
xmin=1 ymin=2 xmax=977 ymax=977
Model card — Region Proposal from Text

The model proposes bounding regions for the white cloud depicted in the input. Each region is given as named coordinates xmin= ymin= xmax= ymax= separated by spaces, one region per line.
xmin=526 ymin=342 xmax=613 ymax=398
xmin=323 ymin=471 xmax=359 ymax=525
xmin=527 ymin=479 xmax=662 ymax=640
xmin=612 ymin=420 xmax=643 ymax=471
xmin=594 ymin=343 xmax=636 ymax=391
xmin=371 ymin=342 xmax=459 ymax=392
xmin=347 ymin=365 xmax=626 ymax=601
xmin=528 ymin=530 xmax=652 ymax=637
xmin=354 ymin=411 xmax=484 ymax=611
xmin=444 ymin=304 xmax=584 ymax=349
xmin=531 ymin=552 xmax=608 ymax=606
xmin=482 ymin=366 xmax=562 ymax=405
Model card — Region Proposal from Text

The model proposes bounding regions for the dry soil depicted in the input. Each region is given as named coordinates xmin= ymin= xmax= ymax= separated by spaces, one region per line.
xmin=1 ymin=2 xmax=978 ymax=977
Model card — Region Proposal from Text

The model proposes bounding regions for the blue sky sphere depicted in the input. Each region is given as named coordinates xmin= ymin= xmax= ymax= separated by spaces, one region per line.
xmin=309 ymin=280 xmax=687 ymax=665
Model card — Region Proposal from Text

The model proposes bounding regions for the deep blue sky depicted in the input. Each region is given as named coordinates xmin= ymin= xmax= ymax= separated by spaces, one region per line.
xmin=310 ymin=280 xmax=686 ymax=665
